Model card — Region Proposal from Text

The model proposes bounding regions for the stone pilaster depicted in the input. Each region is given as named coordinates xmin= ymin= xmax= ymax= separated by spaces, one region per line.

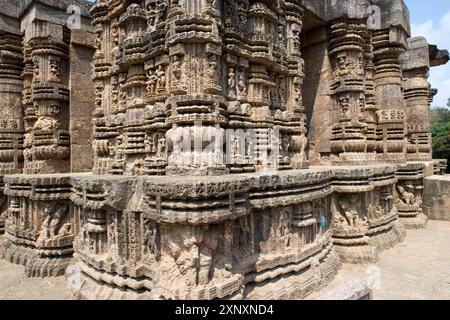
xmin=23 ymin=22 xmax=71 ymax=174
xmin=329 ymin=20 xmax=370 ymax=165
xmin=401 ymin=37 xmax=432 ymax=161
xmin=373 ymin=27 xmax=407 ymax=163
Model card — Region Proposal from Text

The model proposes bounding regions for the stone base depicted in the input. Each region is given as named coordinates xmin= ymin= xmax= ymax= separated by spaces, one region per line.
xmin=242 ymin=247 xmax=341 ymax=300
xmin=332 ymin=220 xmax=405 ymax=264
xmin=1 ymin=239 xmax=72 ymax=278
xmin=333 ymin=243 xmax=378 ymax=264
xmin=368 ymin=223 xmax=404 ymax=253
xmin=71 ymin=246 xmax=342 ymax=301
xmin=400 ymin=213 xmax=428 ymax=229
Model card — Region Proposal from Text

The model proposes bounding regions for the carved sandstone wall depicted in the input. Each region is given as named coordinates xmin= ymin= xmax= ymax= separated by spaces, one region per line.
xmin=0 ymin=0 xmax=448 ymax=301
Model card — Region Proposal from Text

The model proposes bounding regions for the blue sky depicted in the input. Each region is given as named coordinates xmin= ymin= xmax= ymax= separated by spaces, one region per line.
xmin=406 ymin=0 xmax=450 ymax=107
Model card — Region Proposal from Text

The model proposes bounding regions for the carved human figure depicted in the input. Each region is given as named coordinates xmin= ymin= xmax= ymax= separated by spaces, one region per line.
xmin=156 ymin=65 xmax=166 ymax=92
xmin=108 ymin=218 xmax=117 ymax=248
xmin=147 ymin=69 xmax=157 ymax=95
xmin=339 ymin=96 xmax=351 ymax=121
xmin=172 ymin=235 xmax=199 ymax=286
xmin=237 ymin=72 xmax=247 ymax=97
xmin=207 ymin=54 xmax=218 ymax=83
xmin=228 ymin=68 xmax=236 ymax=99
xmin=172 ymin=55 xmax=182 ymax=82
xmin=143 ymin=220 xmax=159 ymax=260
xmin=336 ymin=56 xmax=350 ymax=77
xmin=290 ymin=23 xmax=301 ymax=54
xmin=49 ymin=204 xmax=68 ymax=238
xmin=34 ymin=116 xmax=60 ymax=131
xmin=367 ymin=204 xmax=383 ymax=219
xmin=157 ymin=136 xmax=166 ymax=158
xmin=33 ymin=57 xmax=40 ymax=81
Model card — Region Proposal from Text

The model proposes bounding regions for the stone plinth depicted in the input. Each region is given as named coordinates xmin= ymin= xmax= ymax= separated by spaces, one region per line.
xmin=70 ymin=169 xmax=341 ymax=300
xmin=1 ymin=174 xmax=79 ymax=277
xmin=423 ymin=175 xmax=450 ymax=221
xmin=325 ymin=165 xmax=404 ymax=263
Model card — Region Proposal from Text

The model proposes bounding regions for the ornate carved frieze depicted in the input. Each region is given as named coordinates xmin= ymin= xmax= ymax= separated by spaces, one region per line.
xmin=69 ymin=169 xmax=340 ymax=300
xmin=330 ymin=165 xmax=405 ymax=263
xmin=395 ymin=162 xmax=428 ymax=229
xmin=0 ymin=31 xmax=24 ymax=174
xmin=1 ymin=174 xmax=75 ymax=277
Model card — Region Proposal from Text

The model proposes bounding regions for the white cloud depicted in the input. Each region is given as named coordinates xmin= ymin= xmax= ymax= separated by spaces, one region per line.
xmin=411 ymin=11 xmax=450 ymax=107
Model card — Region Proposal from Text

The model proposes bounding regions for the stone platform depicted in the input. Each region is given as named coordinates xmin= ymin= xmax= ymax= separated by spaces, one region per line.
xmin=1 ymin=221 xmax=450 ymax=300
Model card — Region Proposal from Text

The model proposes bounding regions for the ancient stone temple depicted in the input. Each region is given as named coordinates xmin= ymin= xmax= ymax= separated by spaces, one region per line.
xmin=0 ymin=0 xmax=95 ymax=276
xmin=0 ymin=0 xmax=448 ymax=300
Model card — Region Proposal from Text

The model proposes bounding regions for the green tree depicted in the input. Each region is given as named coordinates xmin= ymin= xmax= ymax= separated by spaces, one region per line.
xmin=430 ymin=101 xmax=450 ymax=172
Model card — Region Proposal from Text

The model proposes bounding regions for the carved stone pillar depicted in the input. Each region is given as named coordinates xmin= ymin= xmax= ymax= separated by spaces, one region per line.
xmin=372 ymin=28 xmax=407 ymax=163
xmin=401 ymin=37 xmax=432 ymax=161
xmin=24 ymin=22 xmax=71 ymax=174
xmin=165 ymin=0 xmax=227 ymax=176
xmin=0 ymin=31 xmax=24 ymax=175
xmin=0 ymin=30 xmax=24 ymax=233
xmin=329 ymin=20 xmax=369 ymax=165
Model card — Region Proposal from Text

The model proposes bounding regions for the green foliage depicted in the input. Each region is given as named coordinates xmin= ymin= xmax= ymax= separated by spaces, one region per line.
xmin=430 ymin=104 xmax=450 ymax=171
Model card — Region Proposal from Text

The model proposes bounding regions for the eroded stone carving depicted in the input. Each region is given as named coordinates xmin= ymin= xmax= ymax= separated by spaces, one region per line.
xmin=0 ymin=0 xmax=448 ymax=302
